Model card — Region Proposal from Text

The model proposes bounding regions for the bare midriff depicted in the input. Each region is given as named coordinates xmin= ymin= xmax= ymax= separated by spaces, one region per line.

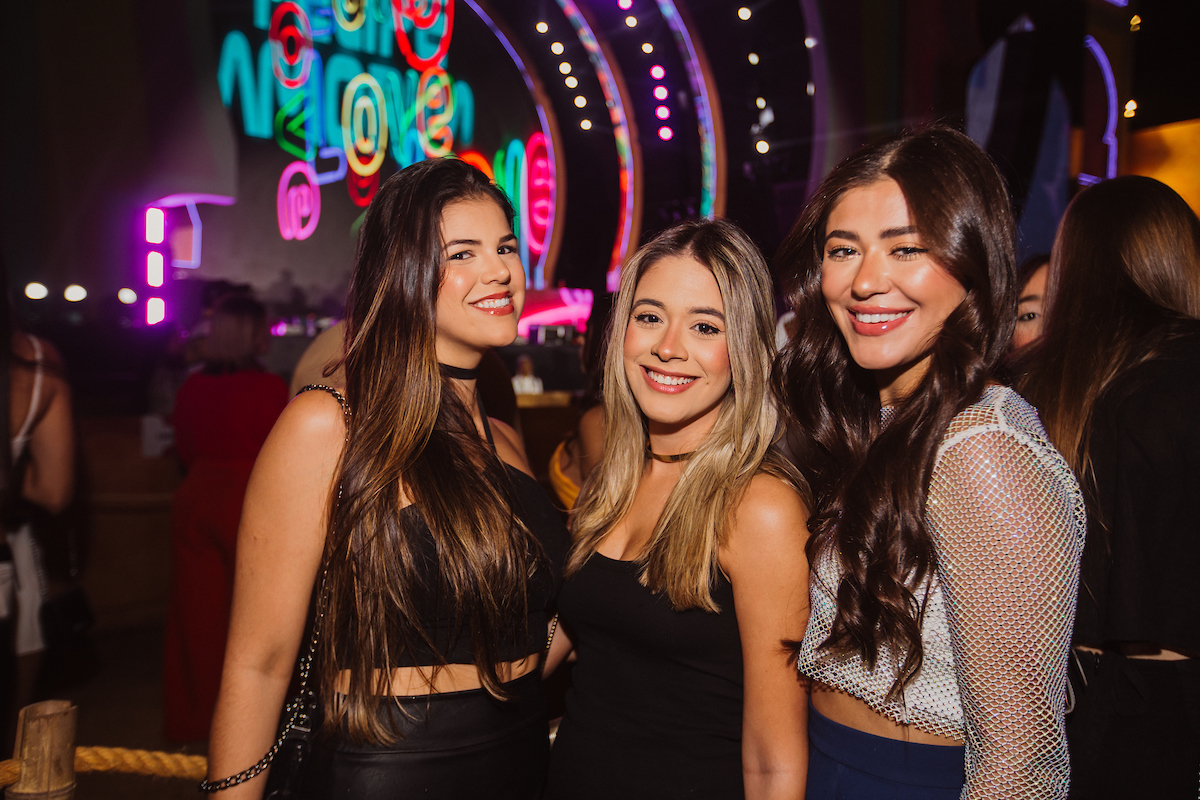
xmin=1075 ymin=643 xmax=1194 ymax=661
xmin=810 ymin=682 xmax=964 ymax=746
xmin=335 ymin=654 xmax=539 ymax=696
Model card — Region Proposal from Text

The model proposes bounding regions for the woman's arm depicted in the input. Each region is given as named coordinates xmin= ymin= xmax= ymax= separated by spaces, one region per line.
xmin=722 ymin=474 xmax=811 ymax=800
xmin=206 ymin=391 xmax=346 ymax=799
xmin=22 ymin=342 xmax=74 ymax=514
xmin=929 ymin=429 xmax=1083 ymax=799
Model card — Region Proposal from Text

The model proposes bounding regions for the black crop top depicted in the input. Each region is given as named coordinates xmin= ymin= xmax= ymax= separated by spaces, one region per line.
xmin=391 ymin=464 xmax=569 ymax=667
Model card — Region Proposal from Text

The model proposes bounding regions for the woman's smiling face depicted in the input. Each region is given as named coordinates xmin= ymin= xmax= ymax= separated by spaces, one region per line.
xmin=820 ymin=178 xmax=966 ymax=404
xmin=623 ymin=254 xmax=732 ymax=444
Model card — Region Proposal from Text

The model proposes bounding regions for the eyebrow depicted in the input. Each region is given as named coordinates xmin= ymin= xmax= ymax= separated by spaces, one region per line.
xmin=1018 ymin=292 xmax=1042 ymax=303
xmin=443 ymin=233 xmax=517 ymax=250
xmin=632 ymin=297 xmax=726 ymax=322
xmin=824 ymin=225 xmax=919 ymax=243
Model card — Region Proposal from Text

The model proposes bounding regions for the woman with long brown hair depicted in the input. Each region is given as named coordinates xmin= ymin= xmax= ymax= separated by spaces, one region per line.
xmin=545 ymin=219 xmax=811 ymax=799
xmin=204 ymin=158 xmax=567 ymax=799
xmin=1017 ymin=175 xmax=1200 ymax=798
xmin=775 ymin=126 xmax=1086 ymax=798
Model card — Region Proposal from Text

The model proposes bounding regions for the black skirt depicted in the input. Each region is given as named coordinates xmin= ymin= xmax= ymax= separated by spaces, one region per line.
xmin=301 ymin=669 xmax=549 ymax=799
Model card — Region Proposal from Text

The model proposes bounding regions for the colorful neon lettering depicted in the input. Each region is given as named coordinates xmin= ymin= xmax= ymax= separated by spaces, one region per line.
xmin=334 ymin=0 xmax=367 ymax=32
xmin=277 ymin=161 xmax=322 ymax=240
xmin=341 ymin=73 xmax=389 ymax=177
xmin=347 ymin=169 xmax=379 ymax=207
xmin=268 ymin=2 xmax=314 ymax=89
xmin=392 ymin=0 xmax=455 ymax=71
xmin=525 ymin=133 xmax=552 ymax=257
xmin=416 ymin=67 xmax=454 ymax=156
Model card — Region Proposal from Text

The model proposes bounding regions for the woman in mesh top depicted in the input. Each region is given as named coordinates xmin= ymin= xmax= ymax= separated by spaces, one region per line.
xmin=773 ymin=126 xmax=1086 ymax=798
xmin=1018 ymin=176 xmax=1200 ymax=798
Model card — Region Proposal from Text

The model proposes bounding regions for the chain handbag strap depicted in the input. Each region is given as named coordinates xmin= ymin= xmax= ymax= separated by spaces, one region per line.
xmin=200 ymin=385 xmax=350 ymax=793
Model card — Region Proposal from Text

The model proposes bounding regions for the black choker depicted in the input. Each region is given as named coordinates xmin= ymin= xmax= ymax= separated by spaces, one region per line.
xmin=439 ymin=363 xmax=479 ymax=380
xmin=647 ymin=445 xmax=694 ymax=463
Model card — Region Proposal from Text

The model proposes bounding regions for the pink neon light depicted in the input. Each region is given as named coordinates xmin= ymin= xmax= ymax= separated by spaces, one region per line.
xmin=516 ymin=288 xmax=594 ymax=338
xmin=658 ymin=126 xmax=673 ymax=141
xmin=147 ymin=298 xmax=166 ymax=325
xmin=655 ymin=105 xmax=670 ymax=120
xmin=650 ymin=65 xmax=665 ymax=80
xmin=145 ymin=208 xmax=165 ymax=244
xmin=617 ymin=0 xmax=632 ymax=8
xmin=653 ymin=85 xmax=668 ymax=100
xmin=525 ymin=132 xmax=553 ymax=256
xmin=147 ymin=252 xmax=164 ymax=287
xmin=277 ymin=161 xmax=321 ymax=241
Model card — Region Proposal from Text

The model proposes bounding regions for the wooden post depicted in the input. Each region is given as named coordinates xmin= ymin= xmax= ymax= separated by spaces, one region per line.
xmin=5 ymin=701 xmax=75 ymax=800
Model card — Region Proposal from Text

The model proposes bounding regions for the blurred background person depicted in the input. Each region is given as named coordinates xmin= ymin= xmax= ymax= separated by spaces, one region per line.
xmin=511 ymin=354 xmax=544 ymax=395
xmin=0 ymin=299 xmax=75 ymax=749
xmin=163 ymin=293 xmax=288 ymax=742
xmin=1012 ymin=253 xmax=1050 ymax=351
xmin=1017 ymin=175 xmax=1200 ymax=799
xmin=548 ymin=294 xmax=613 ymax=509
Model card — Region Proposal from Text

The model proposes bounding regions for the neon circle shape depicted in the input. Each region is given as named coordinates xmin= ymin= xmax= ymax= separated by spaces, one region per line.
xmin=333 ymin=0 xmax=366 ymax=31
xmin=268 ymin=2 xmax=314 ymax=90
xmin=392 ymin=0 xmax=455 ymax=71
xmin=341 ymin=74 xmax=389 ymax=177
xmin=277 ymin=161 xmax=321 ymax=241
xmin=399 ymin=0 xmax=445 ymax=30
xmin=416 ymin=67 xmax=455 ymax=157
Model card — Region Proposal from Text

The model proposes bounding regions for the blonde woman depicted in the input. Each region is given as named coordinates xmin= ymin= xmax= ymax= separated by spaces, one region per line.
xmin=544 ymin=220 xmax=811 ymax=799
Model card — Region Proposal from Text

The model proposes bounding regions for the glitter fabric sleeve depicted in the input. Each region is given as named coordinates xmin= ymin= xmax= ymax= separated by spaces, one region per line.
xmin=927 ymin=388 xmax=1085 ymax=799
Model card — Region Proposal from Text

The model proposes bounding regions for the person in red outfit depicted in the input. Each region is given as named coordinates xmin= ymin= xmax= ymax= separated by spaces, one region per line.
xmin=164 ymin=295 xmax=289 ymax=741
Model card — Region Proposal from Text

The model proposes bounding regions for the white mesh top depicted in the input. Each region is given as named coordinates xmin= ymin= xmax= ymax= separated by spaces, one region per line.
xmin=798 ymin=385 xmax=1086 ymax=799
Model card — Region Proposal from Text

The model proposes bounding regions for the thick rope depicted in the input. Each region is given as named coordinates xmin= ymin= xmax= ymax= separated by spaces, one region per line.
xmin=0 ymin=747 xmax=208 ymax=787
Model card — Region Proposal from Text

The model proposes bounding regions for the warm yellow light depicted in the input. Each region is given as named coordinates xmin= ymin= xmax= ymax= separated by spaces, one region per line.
xmin=1130 ymin=14 xmax=1141 ymax=31
xmin=565 ymin=76 xmax=578 ymax=88
xmin=24 ymin=283 xmax=48 ymax=300
xmin=641 ymin=42 xmax=654 ymax=54
xmin=64 ymin=285 xmax=87 ymax=302
xmin=625 ymin=15 xmax=637 ymax=27
xmin=559 ymin=61 xmax=572 ymax=75
xmin=756 ymin=140 xmax=770 ymax=154
xmin=580 ymin=119 xmax=593 ymax=130
xmin=748 ymin=52 xmax=759 ymax=65
xmin=574 ymin=95 xmax=587 ymax=108
xmin=1124 ymin=99 xmax=1137 ymax=118
xmin=738 ymin=7 xmax=751 ymax=20
xmin=536 ymin=21 xmax=549 ymax=34
xmin=551 ymin=42 xmax=564 ymax=55
xmin=804 ymin=37 xmax=817 ymax=48
xmin=755 ymin=97 xmax=766 ymax=109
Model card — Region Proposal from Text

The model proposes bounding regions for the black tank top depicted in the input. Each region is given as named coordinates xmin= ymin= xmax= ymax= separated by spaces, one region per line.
xmin=546 ymin=553 xmax=744 ymax=799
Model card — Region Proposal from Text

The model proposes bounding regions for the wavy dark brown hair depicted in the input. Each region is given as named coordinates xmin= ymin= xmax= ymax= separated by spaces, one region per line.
xmin=772 ymin=126 xmax=1016 ymax=695
xmin=1017 ymin=176 xmax=1200 ymax=475
xmin=317 ymin=158 xmax=543 ymax=743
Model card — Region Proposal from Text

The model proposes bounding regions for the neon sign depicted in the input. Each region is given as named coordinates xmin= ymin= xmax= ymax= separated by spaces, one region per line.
xmin=216 ymin=0 xmax=558 ymax=286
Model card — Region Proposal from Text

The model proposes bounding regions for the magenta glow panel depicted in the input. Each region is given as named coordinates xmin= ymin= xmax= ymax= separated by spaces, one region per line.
xmin=650 ymin=64 xmax=665 ymax=80
xmin=658 ymin=126 xmax=673 ymax=141
xmin=145 ymin=208 xmax=165 ymax=244
xmin=147 ymin=298 xmax=166 ymax=325
xmin=147 ymin=252 xmax=165 ymax=287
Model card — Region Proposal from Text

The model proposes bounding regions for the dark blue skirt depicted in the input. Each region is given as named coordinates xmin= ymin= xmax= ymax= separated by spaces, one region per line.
xmin=807 ymin=702 xmax=965 ymax=799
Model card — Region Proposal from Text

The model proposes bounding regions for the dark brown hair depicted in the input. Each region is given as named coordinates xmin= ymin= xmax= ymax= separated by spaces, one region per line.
xmin=772 ymin=125 xmax=1016 ymax=695
xmin=1017 ymin=175 xmax=1200 ymax=474
xmin=319 ymin=158 xmax=542 ymax=742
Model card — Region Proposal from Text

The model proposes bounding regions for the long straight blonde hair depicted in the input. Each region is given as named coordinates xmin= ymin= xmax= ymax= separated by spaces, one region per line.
xmin=567 ymin=219 xmax=805 ymax=611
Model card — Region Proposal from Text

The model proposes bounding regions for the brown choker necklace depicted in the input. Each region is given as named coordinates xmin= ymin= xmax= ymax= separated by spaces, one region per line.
xmin=646 ymin=444 xmax=695 ymax=463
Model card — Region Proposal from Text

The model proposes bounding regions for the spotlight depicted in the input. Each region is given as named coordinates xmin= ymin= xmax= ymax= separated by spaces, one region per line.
xmin=24 ymin=283 xmax=48 ymax=300
xmin=536 ymin=21 xmax=549 ymax=33
xmin=581 ymin=119 xmax=593 ymax=130
xmin=738 ymin=7 xmax=751 ymax=20
xmin=748 ymin=52 xmax=759 ymax=65
xmin=806 ymin=82 xmax=815 ymax=96
xmin=147 ymin=252 xmax=165 ymax=287
xmin=650 ymin=64 xmax=665 ymax=80
xmin=658 ymin=126 xmax=673 ymax=141
xmin=755 ymin=97 xmax=766 ymax=109
xmin=625 ymin=15 xmax=637 ymax=27
xmin=118 ymin=288 xmax=138 ymax=305
xmin=756 ymin=140 xmax=770 ymax=154
xmin=147 ymin=298 xmax=166 ymax=325
xmin=1124 ymin=99 xmax=1137 ymax=118
xmin=653 ymin=86 xmax=668 ymax=101
xmin=551 ymin=42 xmax=564 ymax=55
xmin=804 ymin=37 xmax=817 ymax=48
xmin=565 ymin=76 xmax=579 ymax=88
xmin=618 ymin=0 xmax=632 ymax=8
xmin=655 ymin=105 xmax=670 ymax=120
xmin=642 ymin=42 xmax=653 ymax=54
xmin=145 ymin=208 xmax=165 ymax=244
xmin=559 ymin=61 xmax=572 ymax=74
xmin=64 ymin=284 xmax=87 ymax=302
xmin=574 ymin=95 xmax=587 ymax=108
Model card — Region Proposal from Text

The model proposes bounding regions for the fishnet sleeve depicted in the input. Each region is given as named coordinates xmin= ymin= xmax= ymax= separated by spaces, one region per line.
xmin=928 ymin=428 xmax=1083 ymax=799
